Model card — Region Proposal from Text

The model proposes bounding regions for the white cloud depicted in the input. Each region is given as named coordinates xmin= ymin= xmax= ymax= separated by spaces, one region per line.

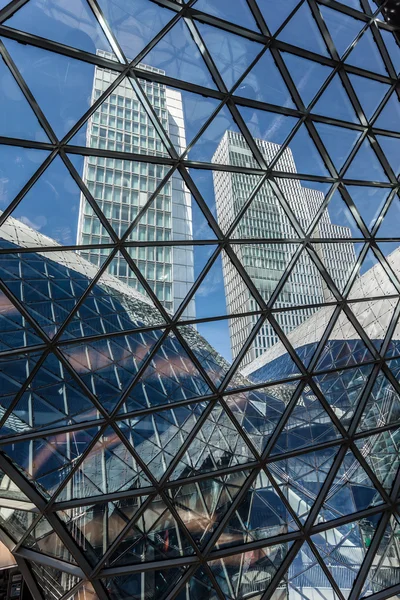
xmin=19 ymin=215 xmax=47 ymax=231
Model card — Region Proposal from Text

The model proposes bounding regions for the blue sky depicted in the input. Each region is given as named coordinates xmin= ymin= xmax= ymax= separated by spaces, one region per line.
xmin=0 ymin=0 xmax=399 ymax=361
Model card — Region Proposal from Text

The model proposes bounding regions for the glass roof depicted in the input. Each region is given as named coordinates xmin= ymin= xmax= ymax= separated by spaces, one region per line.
xmin=0 ymin=0 xmax=399 ymax=599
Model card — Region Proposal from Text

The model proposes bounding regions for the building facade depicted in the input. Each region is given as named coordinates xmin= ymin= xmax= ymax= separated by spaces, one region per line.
xmin=76 ymin=50 xmax=195 ymax=318
xmin=212 ymin=131 xmax=356 ymax=364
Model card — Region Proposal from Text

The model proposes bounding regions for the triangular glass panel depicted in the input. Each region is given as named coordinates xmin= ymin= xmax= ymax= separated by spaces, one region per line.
xmin=60 ymin=260 xmax=165 ymax=342
xmin=1 ymin=426 xmax=99 ymax=499
xmin=313 ymin=74 xmax=359 ymax=123
xmin=318 ymin=450 xmax=384 ymax=522
xmin=281 ymin=51 xmax=333 ymax=107
xmin=0 ymin=146 xmax=50 ymax=213
xmin=138 ymin=83 xmax=221 ymax=155
xmin=235 ymin=49 xmax=296 ymax=108
xmin=314 ymin=123 xmax=362 ymax=172
xmin=177 ymin=318 xmax=237 ymax=385
xmin=0 ymin=58 xmax=48 ymax=141
xmin=278 ymin=541 xmax=341 ymax=600
xmin=61 ymin=329 xmax=162 ymax=413
xmin=237 ymin=106 xmax=298 ymax=167
xmin=358 ymin=369 xmax=400 ymax=430
xmin=348 ymin=73 xmax=391 ymax=120
xmin=274 ymin=246 xmax=328 ymax=309
xmin=124 ymin=171 xmax=216 ymax=243
xmin=345 ymin=138 xmax=389 ymax=182
xmin=313 ymin=364 xmax=373 ymax=429
xmin=0 ymin=245 xmax=111 ymax=339
xmin=96 ymin=0 xmax=176 ymax=63
xmin=208 ymin=540 xmax=294 ymax=599
xmin=2 ymin=155 xmax=112 ymax=248
xmin=362 ymin=515 xmax=400 ymax=596
xmin=188 ymin=167 xmax=264 ymax=233
xmin=55 ymin=425 xmax=152 ymax=502
xmin=380 ymin=28 xmax=400 ymax=75
xmin=234 ymin=340 xmax=302 ymax=388
xmin=0 ymin=288 xmax=42 ymax=353
xmin=184 ymin=250 xmax=261 ymax=321
xmin=215 ymin=469 xmax=298 ymax=551
xmin=314 ymin=188 xmax=364 ymax=238
xmin=271 ymin=384 xmax=341 ymax=456
xmin=231 ymin=241 xmax=300 ymax=303
xmin=22 ymin=515 xmax=77 ymax=564
xmin=345 ymin=184 xmax=390 ymax=231
xmin=58 ymin=497 xmax=146 ymax=564
xmin=349 ymin=297 xmax=398 ymax=350
xmin=269 ymin=447 xmax=337 ymax=523
xmin=117 ymin=331 xmax=212 ymax=414
xmin=195 ymin=0 xmax=260 ymax=31
xmin=117 ymin=403 xmax=206 ymax=481
xmin=170 ymin=402 xmax=257 ymax=480
xmin=108 ymin=495 xmax=195 ymax=566
xmin=310 ymin=240 xmax=362 ymax=296
xmin=346 ymin=28 xmax=389 ymax=75
xmin=175 ymin=566 xmax=220 ymax=600
xmin=311 ymin=513 xmax=382 ymax=592
xmin=278 ymin=2 xmax=329 ymax=57
xmin=348 ymin=248 xmax=398 ymax=299
xmin=224 ymin=381 xmax=299 ymax=454
xmin=376 ymin=196 xmax=400 ymax=239
xmin=283 ymin=124 xmax=330 ymax=177
xmin=282 ymin=179 xmax=331 ymax=234
xmin=68 ymin=73 xmax=170 ymax=156
xmin=138 ymin=18 xmax=217 ymax=89
xmin=188 ymin=104 xmax=262 ymax=165
xmin=319 ymin=4 xmax=364 ymax=56
xmin=68 ymin=153 xmax=173 ymax=241
xmin=338 ymin=0 xmax=365 ymax=9
xmin=168 ymin=470 xmax=245 ymax=549
xmin=0 ymin=501 xmax=38 ymax=544
xmin=118 ymin=242 xmax=215 ymax=320
xmin=31 ymin=562 xmax=81 ymax=600
xmin=258 ymin=0 xmax=301 ymax=34
xmin=0 ymin=351 xmax=43 ymax=432
xmin=104 ymin=568 xmax=186 ymax=600
xmin=2 ymin=38 xmax=103 ymax=140
xmin=314 ymin=308 xmax=374 ymax=371
xmin=0 ymin=351 xmax=100 ymax=437
xmin=276 ymin=306 xmax=336 ymax=369
xmin=4 ymin=0 xmax=114 ymax=56
xmin=355 ymin=431 xmax=400 ymax=493
xmin=376 ymin=134 xmax=400 ymax=176
xmin=196 ymin=21 xmax=263 ymax=91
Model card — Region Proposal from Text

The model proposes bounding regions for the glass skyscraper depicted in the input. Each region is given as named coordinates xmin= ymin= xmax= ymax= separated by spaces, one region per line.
xmin=213 ymin=131 xmax=357 ymax=363
xmin=76 ymin=50 xmax=195 ymax=318
xmin=0 ymin=0 xmax=400 ymax=599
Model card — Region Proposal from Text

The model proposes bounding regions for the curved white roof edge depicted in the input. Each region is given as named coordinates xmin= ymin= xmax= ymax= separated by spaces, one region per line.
xmin=243 ymin=247 xmax=400 ymax=377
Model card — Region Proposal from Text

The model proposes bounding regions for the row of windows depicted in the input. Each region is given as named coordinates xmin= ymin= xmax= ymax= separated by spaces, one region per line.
xmin=82 ymin=206 xmax=171 ymax=229
xmin=92 ymin=113 xmax=160 ymax=138
xmin=108 ymin=259 xmax=172 ymax=284
xmin=95 ymin=95 xmax=168 ymax=125
xmin=86 ymin=156 xmax=170 ymax=179
xmin=89 ymin=135 xmax=166 ymax=155
xmin=86 ymin=167 xmax=170 ymax=195
xmin=82 ymin=222 xmax=172 ymax=242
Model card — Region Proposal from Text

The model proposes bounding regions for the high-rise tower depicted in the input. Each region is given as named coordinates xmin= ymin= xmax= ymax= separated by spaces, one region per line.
xmin=77 ymin=51 xmax=195 ymax=318
xmin=212 ymin=131 xmax=356 ymax=364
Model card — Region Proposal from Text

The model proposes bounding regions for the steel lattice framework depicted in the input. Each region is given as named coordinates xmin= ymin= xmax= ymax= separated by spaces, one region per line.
xmin=0 ymin=0 xmax=399 ymax=599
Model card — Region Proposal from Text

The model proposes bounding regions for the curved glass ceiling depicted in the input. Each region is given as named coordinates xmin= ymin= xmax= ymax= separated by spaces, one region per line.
xmin=0 ymin=0 xmax=399 ymax=599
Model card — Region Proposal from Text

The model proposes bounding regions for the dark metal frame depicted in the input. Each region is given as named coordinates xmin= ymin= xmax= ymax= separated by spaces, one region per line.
xmin=0 ymin=0 xmax=398 ymax=598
